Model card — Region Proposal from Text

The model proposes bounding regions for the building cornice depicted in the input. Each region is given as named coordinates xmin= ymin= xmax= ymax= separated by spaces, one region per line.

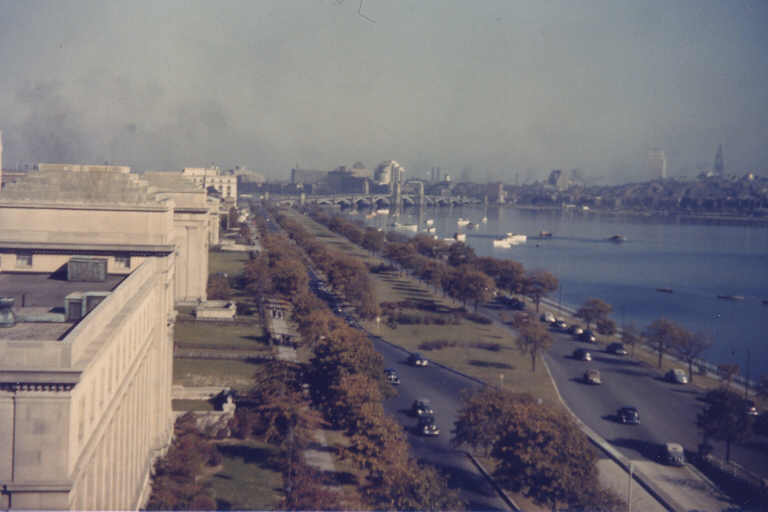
xmin=0 ymin=241 xmax=175 ymax=255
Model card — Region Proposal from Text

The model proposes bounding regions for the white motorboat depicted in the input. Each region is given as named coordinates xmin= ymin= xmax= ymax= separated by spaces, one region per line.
xmin=454 ymin=233 xmax=467 ymax=242
xmin=457 ymin=218 xmax=470 ymax=227
xmin=394 ymin=223 xmax=418 ymax=232
xmin=426 ymin=226 xmax=436 ymax=233
xmin=493 ymin=233 xmax=527 ymax=248
xmin=424 ymin=219 xmax=434 ymax=227
xmin=481 ymin=216 xmax=488 ymax=224
xmin=376 ymin=208 xmax=390 ymax=215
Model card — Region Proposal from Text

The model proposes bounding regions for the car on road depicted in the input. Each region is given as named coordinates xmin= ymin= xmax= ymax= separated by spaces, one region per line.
xmin=384 ymin=368 xmax=400 ymax=385
xmin=617 ymin=406 xmax=640 ymax=425
xmin=573 ymin=348 xmax=592 ymax=361
xmin=569 ymin=325 xmax=584 ymax=336
xmin=665 ymin=368 xmax=688 ymax=384
xmin=540 ymin=311 xmax=556 ymax=323
xmin=663 ymin=442 xmax=685 ymax=466
xmin=606 ymin=342 xmax=628 ymax=356
xmin=580 ymin=330 xmax=597 ymax=343
xmin=417 ymin=415 xmax=440 ymax=436
xmin=412 ymin=398 xmax=434 ymax=417
xmin=745 ymin=400 xmax=759 ymax=416
xmin=584 ymin=369 xmax=602 ymax=385
xmin=498 ymin=295 xmax=525 ymax=310
xmin=554 ymin=319 xmax=568 ymax=331
xmin=408 ymin=352 xmax=429 ymax=367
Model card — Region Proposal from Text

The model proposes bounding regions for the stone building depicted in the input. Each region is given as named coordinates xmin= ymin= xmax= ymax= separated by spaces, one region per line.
xmin=180 ymin=166 xmax=237 ymax=200
xmin=0 ymin=164 xmax=212 ymax=509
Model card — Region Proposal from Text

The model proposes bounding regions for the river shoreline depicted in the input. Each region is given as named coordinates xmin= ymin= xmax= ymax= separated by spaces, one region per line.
xmin=504 ymin=204 xmax=768 ymax=227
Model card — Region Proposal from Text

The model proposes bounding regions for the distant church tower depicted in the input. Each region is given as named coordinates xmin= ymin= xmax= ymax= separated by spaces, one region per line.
xmin=714 ymin=144 xmax=725 ymax=176
xmin=648 ymin=149 xmax=667 ymax=180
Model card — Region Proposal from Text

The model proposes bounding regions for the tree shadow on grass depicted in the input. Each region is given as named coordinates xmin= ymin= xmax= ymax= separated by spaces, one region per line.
xmin=469 ymin=360 xmax=514 ymax=370
xmin=318 ymin=469 xmax=358 ymax=486
xmin=216 ymin=443 xmax=284 ymax=472
xmin=244 ymin=334 xmax=271 ymax=345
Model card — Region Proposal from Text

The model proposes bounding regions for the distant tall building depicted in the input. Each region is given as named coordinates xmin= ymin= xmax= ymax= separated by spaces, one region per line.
xmin=648 ymin=149 xmax=667 ymax=180
xmin=714 ymin=144 xmax=725 ymax=176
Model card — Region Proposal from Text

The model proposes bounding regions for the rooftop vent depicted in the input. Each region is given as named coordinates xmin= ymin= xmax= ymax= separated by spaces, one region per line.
xmin=65 ymin=291 xmax=111 ymax=321
xmin=67 ymin=257 xmax=108 ymax=282
xmin=0 ymin=297 xmax=16 ymax=328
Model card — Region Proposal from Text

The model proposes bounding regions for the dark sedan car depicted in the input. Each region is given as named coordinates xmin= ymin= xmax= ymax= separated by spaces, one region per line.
xmin=606 ymin=342 xmax=628 ymax=356
xmin=408 ymin=352 xmax=429 ymax=367
xmin=417 ymin=415 xmax=440 ymax=436
xmin=412 ymin=398 xmax=434 ymax=417
xmin=580 ymin=330 xmax=597 ymax=343
xmin=573 ymin=348 xmax=592 ymax=361
xmin=617 ymin=406 xmax=640 ymax=424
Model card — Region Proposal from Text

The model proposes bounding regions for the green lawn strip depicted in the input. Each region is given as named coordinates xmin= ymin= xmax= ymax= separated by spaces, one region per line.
xmin=174 ymin=320 xmax=268 ymax=350
xmin=173 ymin=358 xmax=264 ymax=392
xmin=209 ymin=250 xmax=251 ymax=277
xmin=205 ymin=439 xmax=285 ymax=511
xmin=172 ymin=399 xmax=215 ymax=411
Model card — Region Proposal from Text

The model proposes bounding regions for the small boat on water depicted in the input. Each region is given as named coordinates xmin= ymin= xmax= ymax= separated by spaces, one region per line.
xmin=656 ymin=288 xmax=674 ymax=294
xmin=424 ymin=219 xmax=434 ymax=227
xmin=457 ymin=218 xmax=470 ymax=227
xmin=467 ymin=222 xmax=480 ymax=230
xmin=394 ymin=223 xmax=418 ymax=232
xmin=539 ymin=231 xmax=553 ymax=238
xmin=717 ymin=295 xmax=745 ymax=301
xmin=481 ymin=216 xmax=488 ymax=224
xmin=375 ymin=208 xmax=389 ymax=215
xmin=609 ymin=234 xmax=626 ymax=243
xmin=493 ymin=233 xmax=527 ymax=248
xmin=426 ymin=226 xmax=436 ymax=233
xmin=454 ymin=233 xmax=467 ymax=242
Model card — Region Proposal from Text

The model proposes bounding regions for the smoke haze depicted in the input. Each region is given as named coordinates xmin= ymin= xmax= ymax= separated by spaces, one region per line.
xmin=0 ymin=0 xmax=766 ymax=182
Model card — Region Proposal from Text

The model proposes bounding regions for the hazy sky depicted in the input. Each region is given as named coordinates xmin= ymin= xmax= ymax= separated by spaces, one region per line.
xmin=1 ymin=1 xmax=766 ymax=183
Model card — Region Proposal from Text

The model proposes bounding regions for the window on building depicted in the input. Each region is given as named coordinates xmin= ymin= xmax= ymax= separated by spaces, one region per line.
xmin=16 ymin=252 xmax=33 ymax=268
xmin=115 ymin=255 xmax=130 ymax=269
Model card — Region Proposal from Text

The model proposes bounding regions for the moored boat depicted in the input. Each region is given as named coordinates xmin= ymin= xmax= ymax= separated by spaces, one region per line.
xmin=457 ymin=218 xmax=470 ymax=227
xmin=609 ymin=234 xmax=626 ymax=243
xmin=493 ymin=232 xmax=527 ymax=248
xmin=539 ymin=231 xmax=553 ymax=238
xmin=717 ymin=295 xmax=745 ymax=301
xmin=656 ymin=288 xmax=674 ymax=293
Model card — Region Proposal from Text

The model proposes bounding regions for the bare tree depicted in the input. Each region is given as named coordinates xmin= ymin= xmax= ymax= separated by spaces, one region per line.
xmin=673 ymin=330 xmax=712 ymax=383
xmin=620 ymin=322 xmax=642 ymax=358
xmin=516 ymin=321 xmax=553 ymax=373
xmin=644 ymin=318 xmax=684 ymax=369
xmin=717 ymin=364 xmax=740 ymax=388
xmin=576 ymin=298 xmax=612 ymax=330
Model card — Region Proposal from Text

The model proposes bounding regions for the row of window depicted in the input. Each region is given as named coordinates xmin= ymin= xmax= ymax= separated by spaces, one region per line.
xmin=3 ymin=253 xmax=130 ymax=269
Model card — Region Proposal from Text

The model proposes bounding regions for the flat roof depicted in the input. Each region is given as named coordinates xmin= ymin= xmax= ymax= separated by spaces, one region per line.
xmin=0 ymin=272 xmax=125 ymax=310
xmin=0 ymin=272 xmax=126 ymax=341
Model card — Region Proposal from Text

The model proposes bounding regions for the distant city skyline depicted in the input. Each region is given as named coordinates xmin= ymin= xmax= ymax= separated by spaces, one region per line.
xmin=0 ymin=1 xmax=766 ymax=183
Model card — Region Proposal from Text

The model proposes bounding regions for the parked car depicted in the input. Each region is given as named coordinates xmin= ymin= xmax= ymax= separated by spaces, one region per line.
xmin=745 ymin=400 xmax=759 ymax=416
xmin=412 ymin=398 xmax=434 ymax=417
xmin=540 ymin=311 xmax=556 ymax=323
xmin=617 ymin=406 xmax=640 ymax=425
xmin=573 ymin=348 xmax=592 ymax=361
xmin=584 ymin=369 xmax=602 ymax=385
xmin=665 ymin=368 xmax=688 ymax=384
xmin=498 ymin=295 xmax=525 ymax=310
xmin=408 ymin=352 xmax=428 ymax=367
xmin=417 ymin=415 xmax=440 ymax=436
xmin=606 ymin=342 xmax=628 ymax=356
xmin=580 ymin=330 xmax=597 ymax=343
xmin=663 ymin=442 xmax=685 ymax=466
xmin=384 ymin=368 xmax=400 ymax=385
xmin=554 ymin=319 xmax=568 ymax=330
xmin=569 ymin=325 xmax=584 ymax=336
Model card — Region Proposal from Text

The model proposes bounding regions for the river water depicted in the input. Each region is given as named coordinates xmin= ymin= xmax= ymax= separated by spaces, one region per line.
xmin=354 ymin=205 xmax=768 ymax=378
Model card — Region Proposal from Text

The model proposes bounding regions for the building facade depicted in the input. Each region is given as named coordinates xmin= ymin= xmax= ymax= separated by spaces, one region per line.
xmin=0 ymin=164 xmax=211 ymax=509
xmin=181 ymin=167 xmax=237 ymax=200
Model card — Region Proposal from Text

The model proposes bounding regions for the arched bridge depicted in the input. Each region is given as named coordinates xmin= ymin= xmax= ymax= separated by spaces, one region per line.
xmin=274 ymin=193 xmax=482 ymax=209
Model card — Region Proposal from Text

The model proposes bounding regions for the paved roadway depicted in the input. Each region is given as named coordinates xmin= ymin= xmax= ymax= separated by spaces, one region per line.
xmin=368 ymin=333 xmax=510 ymax=511
xmin=541 ymin=325 xmax=768 ymax=480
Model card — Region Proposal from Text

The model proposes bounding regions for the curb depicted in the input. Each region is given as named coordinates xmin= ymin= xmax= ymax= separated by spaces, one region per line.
xmin=541 ymin=356 xmax=680 ymax=512
xmin=464 ymin=451 xmax=521 ymax=512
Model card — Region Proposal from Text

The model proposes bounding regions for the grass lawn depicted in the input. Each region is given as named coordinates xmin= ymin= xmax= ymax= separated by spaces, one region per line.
xmin=210 ymin=250 xmax=251 ymax=277
xmin=173 ymin=358 xmax=266 ymax=392
xmin=207 ymin=439 xmax=285 ymax=510
xmin=174 ymin=320 xmax=268 ymax=350
xmin=172 ymin=399 xmax=215 ymax=411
